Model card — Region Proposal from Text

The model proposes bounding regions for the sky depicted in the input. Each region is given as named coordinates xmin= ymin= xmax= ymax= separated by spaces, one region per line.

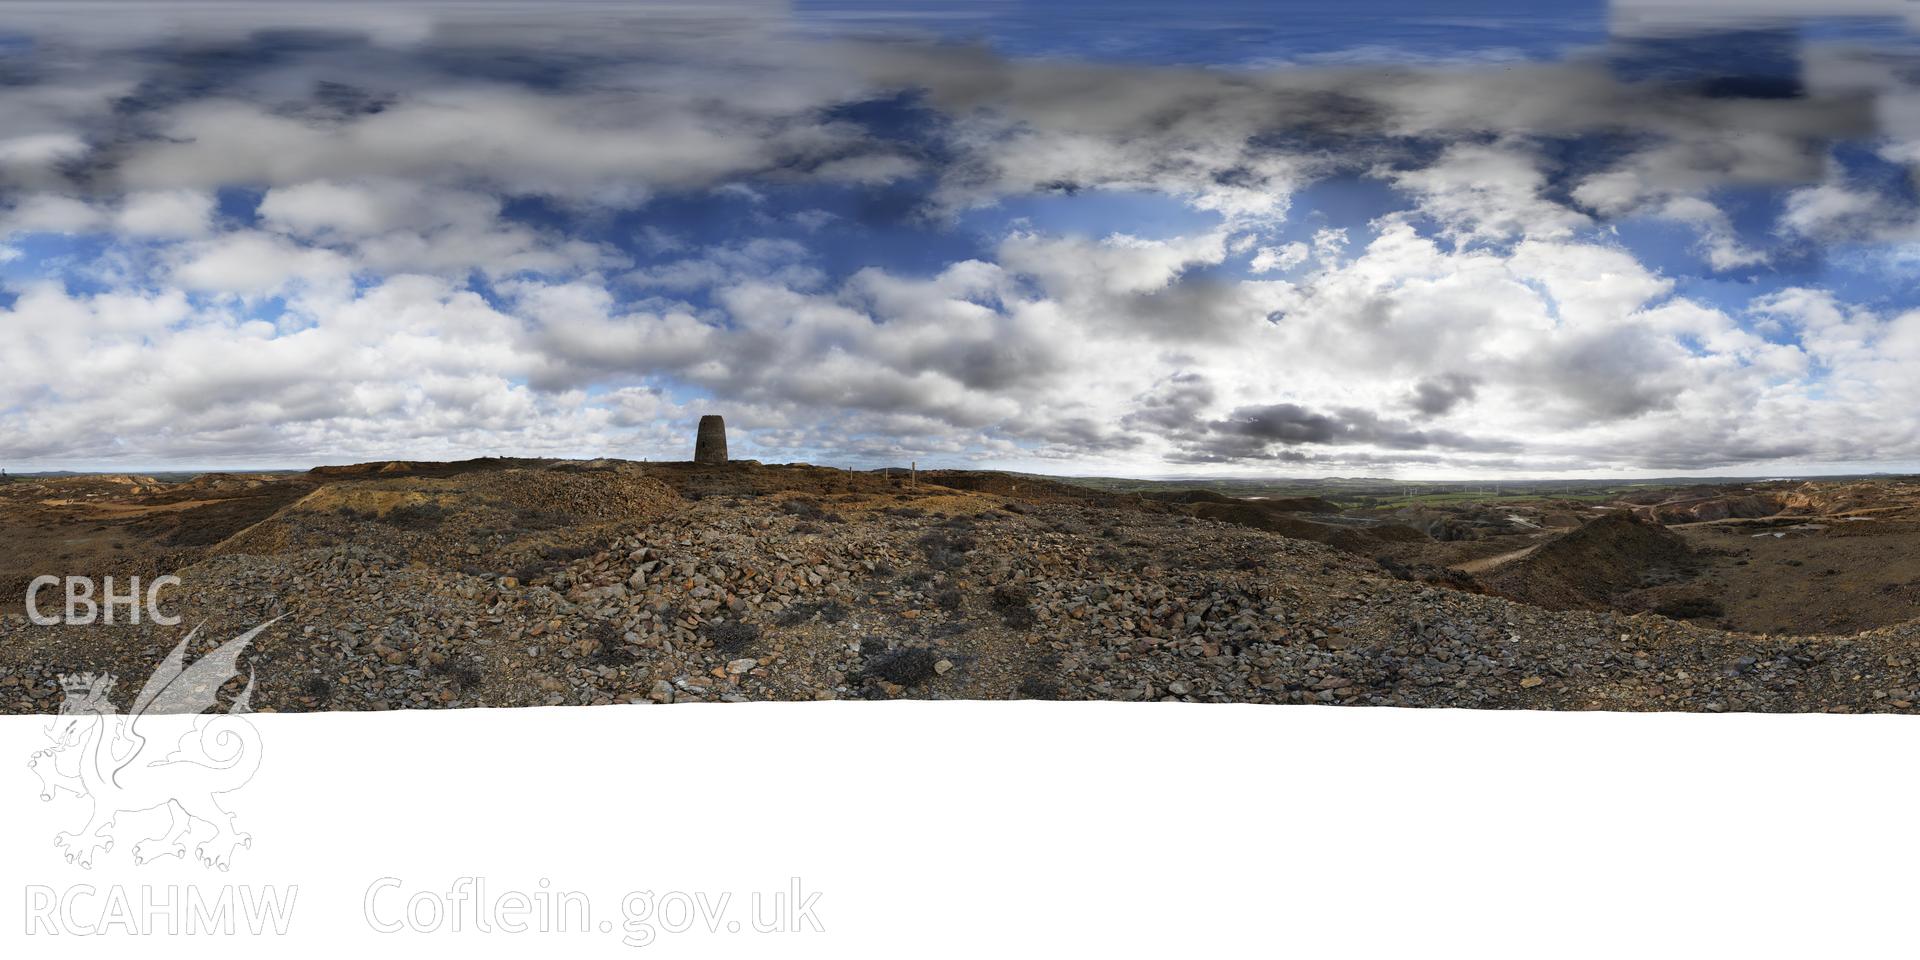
xmin=1 ymin=1 xmax=1919 ymax=478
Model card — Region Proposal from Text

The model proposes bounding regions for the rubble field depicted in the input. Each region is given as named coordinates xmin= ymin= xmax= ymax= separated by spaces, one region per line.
xmin=5 ymin=460 xmax=1920 ymax=714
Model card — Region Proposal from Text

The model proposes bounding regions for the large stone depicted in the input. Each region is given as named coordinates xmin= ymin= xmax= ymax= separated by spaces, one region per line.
xmin=694 ymin=414 xmax=728 ymax=464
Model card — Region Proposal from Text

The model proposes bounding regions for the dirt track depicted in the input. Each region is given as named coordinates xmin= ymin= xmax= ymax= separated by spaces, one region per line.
xmin=1451 ymin=542 xmax=1543 ymax=575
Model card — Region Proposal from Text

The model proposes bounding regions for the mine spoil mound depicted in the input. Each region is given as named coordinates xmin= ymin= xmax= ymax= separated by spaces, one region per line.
xmin=1779 ymin=481 xmax=1920 ymax=518
xmin=1144 ymin=489 xmax=1241 ymax=505
xmin=460 ymin=468 xmax=680 ymax=523
xmin=1190 ymin=500 xmax=1429 ymax=553
xmin=642 ymin=460 xmax=903 ymax=500
xmin=308 ymin=456 xmax=559 ymax=480
xmin=216 ymin=467 xmax=682 ymax=560
xmin=1245 ymin=495 xmax=1343 ymax=513
xmin=126 ymin=483 xmax=319 ymax=548
xmin=1387 ymin=503 xmax=1541 ymax=541
xmin=1481 ymin=512 xmax=1695 ymax=611
xmin=1144 ymin=490 xmax=1340 ymax=512
xmin=1638 ymin=493 xmax=1784 ymax=524
xmin=17 ymin=462 xmax=1920 ymax=716
xmin=0 ymin=470 xmax=317 ymax=608
xmin=164 ymin=472 xmax=283 ymax=498
xmin=1 ymin=474 xmax=165 ymax=500
xmin=1365 ymin=522 xmax=1433 ymax=543
xmin=919 ymin=470 xmax=1122 ymax=505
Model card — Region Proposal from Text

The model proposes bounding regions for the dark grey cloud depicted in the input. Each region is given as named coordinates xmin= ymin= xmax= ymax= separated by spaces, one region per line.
xmin=1123 ymin=372 xmax=1217 ymax=434
xmin=1209 ymin=403 xmax=1518 ymax=453
xmin=1524 ymin=328 xmax=1688 ymax=422
xmin=1125 ymin=389 xmax=1524 ymax=466
xmin=1214 ymin=403 xmax=1350 ymax=445
xmin=1406 ymin=374 xmax=1481 ymax=417
xmin=1563 ymin=437 xmax=1820 ymax=472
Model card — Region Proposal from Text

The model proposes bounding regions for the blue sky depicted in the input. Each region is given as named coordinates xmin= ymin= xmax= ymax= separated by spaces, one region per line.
xmin=1 ymin=1 xmax=1918 ymax=478
xmin=793 ymin=0 xmax=1612 ymax=65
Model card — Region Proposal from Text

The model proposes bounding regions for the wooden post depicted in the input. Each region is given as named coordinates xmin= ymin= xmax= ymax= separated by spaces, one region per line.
xmin=910 ymin=461 xmax=916 ymax=488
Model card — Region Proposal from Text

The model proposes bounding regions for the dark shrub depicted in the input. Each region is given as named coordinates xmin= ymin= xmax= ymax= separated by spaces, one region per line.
xmin=990 ymin=583 xmax=1032 ymax=610
xmin=703 ymin=620 xmax=761 ymax=655
xmin=774 ymin=601 xmax=848 ymax=627
xmin=869 ymin=648 xmax=939 ymax=687
xmin=433 ymin=659 xmax=484 ymax=689
xmin=988 ymin=589 xmax=1038 ymax=627
xmin=1016 ymin=675 xmax=1059 ymax=700
xmin=591 ymin=623 xmax=636 ymax=665
xmin=917 ymin=530 xmax=976 ymax=570
xmin=512 ymin=506 xmax=569 ymax=530
xmin=380 ymin=501 xmax=448 ymax=530
xmin=780 ymin=499 xmax=829 ymax=520
xmin=1375 ymin=556 xmax=1415 ymax=581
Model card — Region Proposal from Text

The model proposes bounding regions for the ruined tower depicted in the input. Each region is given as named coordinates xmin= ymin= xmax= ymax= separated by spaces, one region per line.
xmin=694 ymin=414 xmax=728 ymax=465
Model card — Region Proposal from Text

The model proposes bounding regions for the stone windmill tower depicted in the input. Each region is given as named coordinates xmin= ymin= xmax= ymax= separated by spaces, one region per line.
xmin=694 ymin=415 xmax=728 ymax=465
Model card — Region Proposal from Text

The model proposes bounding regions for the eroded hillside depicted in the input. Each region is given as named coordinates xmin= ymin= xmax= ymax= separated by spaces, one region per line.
xmin=5 ymin=462 xmax=1920 ymax=714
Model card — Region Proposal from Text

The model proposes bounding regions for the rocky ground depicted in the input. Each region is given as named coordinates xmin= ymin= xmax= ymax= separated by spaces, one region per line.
xmin=5 ymin=460 xmax=1920 ymax=714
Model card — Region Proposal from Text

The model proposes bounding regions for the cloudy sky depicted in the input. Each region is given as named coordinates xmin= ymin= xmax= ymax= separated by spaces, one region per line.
xmin=2 ymin=0 xmax=1918 ymax=478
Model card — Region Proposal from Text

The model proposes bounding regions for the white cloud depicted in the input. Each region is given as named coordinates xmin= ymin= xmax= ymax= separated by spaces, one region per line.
xmin=0 ymin=132 xmax=90 ymax=188
xmin=2 ymin=194 xmax=103 ymax=234
xmin=0 ymin=207 xmax=1915 ymax=474
xmin=258 ymin=181 xmax=408 ymax=237
xmin=1657 ymin=196 xmax=1768 ymax=271
xmin=0 ymin=2 xmax=1916 ymax=473
xmin=1387 ymin=141 xmax=1590 ymax=243
xmin=171 ymin=232 xmax=356 ymax=297
xmin=1781 ymin=183 xmax=1903 ymax=241
xmin=116 ymin=190 xmax=216 ymax=238
xmin=1249 ymin=242 xmax=1308 ymax=273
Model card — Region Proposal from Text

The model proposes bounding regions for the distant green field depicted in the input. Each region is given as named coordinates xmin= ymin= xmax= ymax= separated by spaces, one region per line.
xmin=1361 ymin=490 xmax=1624 ymax=509
xmin=1047 ymin=473 xmax=1686 ymax=507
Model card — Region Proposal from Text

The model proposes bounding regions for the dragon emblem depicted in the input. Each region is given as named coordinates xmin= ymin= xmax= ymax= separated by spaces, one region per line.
xmin=26 ymin=620 xmax=276 ymax=870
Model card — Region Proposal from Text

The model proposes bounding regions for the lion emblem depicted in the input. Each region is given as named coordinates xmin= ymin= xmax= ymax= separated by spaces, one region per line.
xmin=26 ymin=620 xmax=275 ymax=870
